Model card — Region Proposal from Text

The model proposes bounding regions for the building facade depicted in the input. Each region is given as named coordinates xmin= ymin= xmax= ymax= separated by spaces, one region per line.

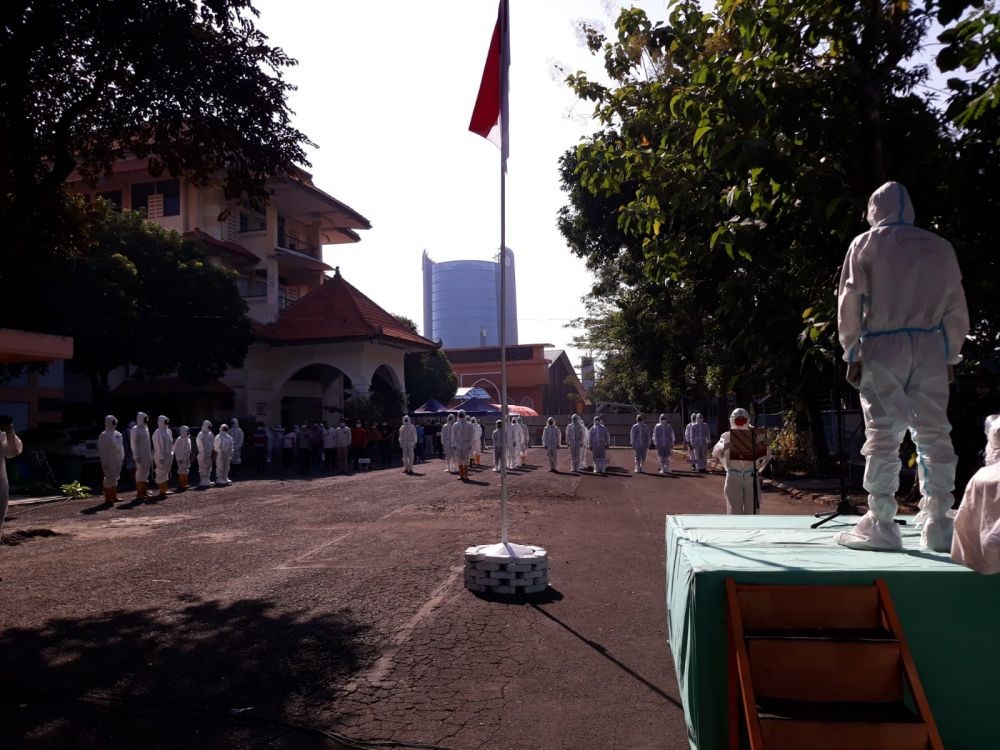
xmin=422 ymin=248 xmax=518 ymax=348
xmin=443 ymin=344 xmax=549 ymax=414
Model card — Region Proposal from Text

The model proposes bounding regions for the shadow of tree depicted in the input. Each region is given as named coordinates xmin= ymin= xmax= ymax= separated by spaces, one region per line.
xmin=0 ymin=598 xmax=372 ymax=749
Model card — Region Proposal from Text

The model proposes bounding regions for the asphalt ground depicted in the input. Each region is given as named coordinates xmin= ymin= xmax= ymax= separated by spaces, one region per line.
xmin=0 ymin=448 xmax=816 ymax=750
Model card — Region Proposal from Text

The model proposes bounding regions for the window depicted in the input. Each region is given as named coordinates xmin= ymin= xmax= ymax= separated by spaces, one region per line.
xmin=130 ymin=179 xmax=180 ymax=217
xmin=239 ymin=210 xmax=266 ymax=232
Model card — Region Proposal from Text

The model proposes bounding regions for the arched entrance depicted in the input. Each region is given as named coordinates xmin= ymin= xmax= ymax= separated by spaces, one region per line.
xmin=369 ymin=364 xmax=405 ymax=420
xmin=280 ymin=364 xmax=351 ymax=427
xmin=468 ymin=378 xmax=501 ymax=403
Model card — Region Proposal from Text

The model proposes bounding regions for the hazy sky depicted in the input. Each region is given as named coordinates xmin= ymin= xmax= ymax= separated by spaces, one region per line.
xmin=254 ymin=0 xmax=665 ymax=369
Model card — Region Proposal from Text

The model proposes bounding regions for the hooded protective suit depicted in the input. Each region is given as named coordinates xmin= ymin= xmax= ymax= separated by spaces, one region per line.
xmin=196 ymin=421 xmax=215 ymax=487
xmin=566 ymin=414 xmax=586 ymax=472
xmin=630 ymin=416 xmax=651 ymax=473
xmin=399 ymin=416 xmax=417 ymax=473
xmin=152 ymin=415 xmax=174 ymax=489
xmin=229 ymin=418 xmax=244 ymax=466
xmin=98 ymin=415 xmax=124 ymax=496
xmin=951 ymin=420 xmax=1000 ymax=574
xmin=173 ymin=426 xmax=192 ymax=486
xmin=519 ymin=417 xmax=530 ymax=462
xmin=984 ymin=414 xmax=1000 ymax=468
xmin=835 ymin=181 xmax=970 ymax=552
xmin=589 ymin=418 xmax=610 ymax=474
xmin=506 ymin=417 xmax=518 ymax=469
xmin=441 ymin=414 xmax=456 ymax=473
xmin=690 ymin=414 xmax=711 ymax=471
xmin=130 ymin=412 xmax=153 ymax=497
xmin=684 ymin=415 xmax=698 ymax=469
xmin=492 ymin=420 xmax=505 ymax=472
xmin=512 ymin=416 xmax=526 ymax=467
xmin=214 ymin=425 xmax=234 ymax=485
xmin=451 ymin=411 xmax=476 ymax=479
xmin=471 ymin=417 xmax=484 ymax=465
xmin=712 ymin=409 xmax=770 ymax=515
xmin=542 ymin=417 xmax=561 ymax=471
xmin=653 ymin=414 xmax=675 ymax=474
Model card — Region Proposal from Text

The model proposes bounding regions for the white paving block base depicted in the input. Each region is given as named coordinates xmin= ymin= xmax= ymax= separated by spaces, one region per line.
xmin=464 ymin=542 xmax=549 ymax=594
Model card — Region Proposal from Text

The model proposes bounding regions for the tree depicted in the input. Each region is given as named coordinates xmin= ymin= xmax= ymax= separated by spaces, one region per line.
xmin=60 ymin=197 xmax=254 ymax=403
xmin=0 ymin=0 xmax=311 ymax=333
xmin=393 ymin=315 xmax=458 ymax=410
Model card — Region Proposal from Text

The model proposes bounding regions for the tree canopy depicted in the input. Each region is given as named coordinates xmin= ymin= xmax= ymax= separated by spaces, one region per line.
xmin=560 ymin=0 xmax=1000 ymax=441
xmin=394 ymin=315 xmax=459 ymax=410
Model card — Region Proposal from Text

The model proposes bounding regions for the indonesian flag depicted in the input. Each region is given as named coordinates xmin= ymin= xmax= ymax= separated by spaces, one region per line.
xmin=469 ymin=0 xmax=509 ymax=172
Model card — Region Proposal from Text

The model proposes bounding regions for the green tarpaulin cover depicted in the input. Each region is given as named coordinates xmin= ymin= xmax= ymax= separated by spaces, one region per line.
xmin=665 ymin=514 xmax=999 ymax=750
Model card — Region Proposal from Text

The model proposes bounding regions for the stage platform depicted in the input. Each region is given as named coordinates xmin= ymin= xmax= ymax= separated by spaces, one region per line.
xmin=666 ymin=514 xmax=999 ymax=750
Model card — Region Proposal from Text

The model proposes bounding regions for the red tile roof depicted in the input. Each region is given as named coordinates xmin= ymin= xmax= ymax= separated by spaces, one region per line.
xmin=258 ymin=270 xmax=438 ymax=350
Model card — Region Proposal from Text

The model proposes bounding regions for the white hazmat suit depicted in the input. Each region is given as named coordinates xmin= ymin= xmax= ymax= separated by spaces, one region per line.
xmin=653 ymin=415 xmax=675 ymax=474
xmin=542 ymin=418 xmax=561 ymax=471
xmin=452 ymin=411 xmax=476 ymax=480
xmin=951 ymin=418 xmax=1000 ymax=574
xmin=589 ymin=418 xmax=610 ymax=474
xmin=173 ymin=426 xmax=192 ymax=490
xmin=984 ymin=414 xmax=1000 ymax=468
xmin=630 ymin=416 xmax=651 ymax=473
xmin=97 ymin=415 xmax=124 ymax=502
xmin=512 ymin=416 xmax=526 ymax=467
xmin=492 ymin=421 xmax=505 ymax=472
xmin=214 ymin=425 xmax=234 ymax=486
xmin=196 ymin=421 xmax=215 ymax=487
xmin=399 ymin=416 xmax=417 ymax=474
xmin=152 ymin=415 xmax=174 ymax=496
xmin=712 ymin=409 xmax=770 ymax=515
xmin=130 ymin=412 xmax=153 ymax=499
xmin=566 ymin=415 xmax=586 ymax=472
xmin=835 ymin=181 xmax=969 ymax=552
xmin=471 ymin=417 xmax=483 ymax=466
xmin=441 ymin=414 xmax=456 ymax=473
xmin=690 ymin=414 xmax=711 ymax=472
xmin=230 ymin=418 xmax=244 ymax=467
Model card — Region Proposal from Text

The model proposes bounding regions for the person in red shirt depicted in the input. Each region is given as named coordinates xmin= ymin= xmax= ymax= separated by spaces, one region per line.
xmin=350 ymin=422 xmax=368 ymax=472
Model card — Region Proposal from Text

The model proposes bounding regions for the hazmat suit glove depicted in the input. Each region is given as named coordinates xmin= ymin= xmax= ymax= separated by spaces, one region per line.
xmin=846 ymin=362 xmax=862 ymax=389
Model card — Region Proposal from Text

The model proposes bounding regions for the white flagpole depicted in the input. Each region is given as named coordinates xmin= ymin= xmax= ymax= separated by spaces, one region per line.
xmin=499 ymin=0 xmax=509 ymax=546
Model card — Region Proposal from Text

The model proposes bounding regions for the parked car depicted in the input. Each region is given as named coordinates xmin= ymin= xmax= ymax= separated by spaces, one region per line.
xmin=17 ymin=427 xmax=101 ymax=463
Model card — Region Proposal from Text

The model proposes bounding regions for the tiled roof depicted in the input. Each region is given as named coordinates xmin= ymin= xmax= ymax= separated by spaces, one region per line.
xmin=258 ymin=270 xmax=438 ymax=350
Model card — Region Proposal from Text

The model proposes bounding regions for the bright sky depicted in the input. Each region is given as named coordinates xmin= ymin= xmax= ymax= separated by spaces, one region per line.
xmin=254 ymin=0 xmax=665 ymax=371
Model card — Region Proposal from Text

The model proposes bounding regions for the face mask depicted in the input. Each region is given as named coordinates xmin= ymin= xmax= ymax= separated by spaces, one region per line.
xmin=734 ymin=418 xmax=748 ymax=427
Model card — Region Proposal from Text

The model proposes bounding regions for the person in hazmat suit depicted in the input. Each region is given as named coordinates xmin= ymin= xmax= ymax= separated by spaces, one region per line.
xmin=399 ymin=415 xmax=417 ymax=474
xmin=512 ymin=416 xmax=526 ymax=468
xmin=566 ymin=414 xmax=586 ymax=473
xmin=542 ymin=417 xmax=561 ymax=472
xmin=0 ymin=416 xmax=23 ymax=536
xmin=684 ymin=414 xmax=698 ymax=470
xmin=589 ymin=416 xmax=611 ymax=474
xmin=835 ymin=181 xmax=969 ymax=552
xmin=229 ymin=418 xmax=244 ymax=474
xmin=452 ymin=409 xmax=476 ymax=481
xmin=492 ymin=420 xmax=505 ymax=472
xmin=173 ymin=426 xmax=192 ymax=491
xmin=470 ymin=417 xmax=483 ymax=466
xmin=441 ymin=414 xmax=456 ymax=474
xmin=951 ymin=415 xmax=1000 ymax=574
xmin=630 ymin=414 xmax=651 ymax=473
xmin=712 ymin=408 xmax=771 ymax=515
xmin=519 ymin=416 xmax=530 ymax=464
xmin=97 ymin=415 xmax=124 ymax=505
xmin=214 ymin=422 xmax=234 ymax=486
xmin=506 ymin=416 xmax=519 ymax=470
xmin=152 ymin=415 xmax=174 ymax=499
xmin=653 ymin=414 xmax=676 ymax=475
xmin=196 ymin=421 xmax=215 ymax=488
xmin=691 ymin=413 xmax=711 ymax=472
xmin=130 ymin=411 xmax=153 ymax=500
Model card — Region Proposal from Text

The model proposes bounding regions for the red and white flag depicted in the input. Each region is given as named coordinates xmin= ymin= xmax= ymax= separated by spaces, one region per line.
xmin=469 ymin=0 xmax=509 ymax=171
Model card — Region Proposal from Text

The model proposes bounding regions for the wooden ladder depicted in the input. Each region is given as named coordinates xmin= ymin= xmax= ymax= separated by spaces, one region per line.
xmin=726 ymin=578 xmax=944 ymax=750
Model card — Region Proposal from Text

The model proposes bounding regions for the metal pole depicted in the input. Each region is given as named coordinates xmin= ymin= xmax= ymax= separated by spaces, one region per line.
xmin=499 ymin=0 xmax=509 ymax=545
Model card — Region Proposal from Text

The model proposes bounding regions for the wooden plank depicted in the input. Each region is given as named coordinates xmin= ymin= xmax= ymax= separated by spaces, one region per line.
xmin=876 ymin=579 xmax=945 ymax=750
xmin=748 ymin=639 xmax=903 ymax=703
xmin=736 ymin=584 xmax=881 ymax=631
xmin=760 ymin=718 xmax=929 ymax=750
xmin=726 ymin=578 xmax=765 ymax=750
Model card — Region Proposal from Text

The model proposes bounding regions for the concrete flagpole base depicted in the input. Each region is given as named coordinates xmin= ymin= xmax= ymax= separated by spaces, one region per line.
xmin=464 ymin=542 xmax=549 ymax=594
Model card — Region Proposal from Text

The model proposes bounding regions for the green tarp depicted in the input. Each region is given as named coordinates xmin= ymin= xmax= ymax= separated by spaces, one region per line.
xmin=665 ymin=514 xmax=999 ymax=750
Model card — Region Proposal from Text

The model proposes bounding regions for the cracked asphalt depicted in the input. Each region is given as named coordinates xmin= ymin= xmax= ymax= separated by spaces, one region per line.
xmin=0 ymin=448 xmax=814 ymax=749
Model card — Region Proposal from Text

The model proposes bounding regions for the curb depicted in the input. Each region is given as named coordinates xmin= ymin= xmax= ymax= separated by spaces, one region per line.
xmin=762 ymin=478 xmax=843 ymax=507
xmin=9 ymin=495 xmax=72 ymax=507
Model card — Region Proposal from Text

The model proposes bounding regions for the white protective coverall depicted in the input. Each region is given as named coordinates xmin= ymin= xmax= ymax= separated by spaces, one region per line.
xmin=451 ymin=411 xmax=476 ymax=479
xmin=506 ymin=417 xmax=519 ymax=469
xmin=152 ymin=415 xmax=174 ymax=492
xmin=196 ymin=421 xmax=215 ymax=487
xmin=492 ymin=422 xmax=505 ymax=471
xmin=519 ymin=417 xmax=530 ymax=462
xmin=441 ymin=415 xmax=456 ymax=473
xmin=951 ymin=461 xmax=1000 ymax=575
xmin=230 ymin=418 xmax=244 ymax=466
xmin=566 ymin=415 xmax=586 ymax=472
xmin=97 ymin=415 xmax=124 ymax=497
xmin=512 ymin=417 xmax=526 ymax=467
xmin=589 ymin=419 xmax=611 ymax=474
xmin=653 ymin=415 xmax=675 ymax=474
xmin=630 ymin=416 xmax=652 ymax=473
xmin=542 ymin=418 xmax=561 ymax=471
xmin=984 ymin=414 xmax=1000 ymax=468
xmin=835 ymin=181 xmax=969 ymax=552
xmin=130 ymin=412 xmax=153 ymax=498
xmin=684 ymin=416 xmax=698 ymax=469
xmin=471 ymin=418 xmax=483 ymax=465
xmin=691 ymin=414 xmax=711 ymax=472
xmin=214 ymin=426 xmax=234 ymax=486
xmin=173 ymin=426 xmax=192 ymax=489
xmin=399 ymin=416 xmax=417 ymax=473
xmin=0 ymin=424 xmax=23 ymax=534
xmin=712 ymin=409 xmax=771 ymax=515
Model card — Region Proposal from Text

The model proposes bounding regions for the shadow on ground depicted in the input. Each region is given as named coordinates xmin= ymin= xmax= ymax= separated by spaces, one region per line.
xmin=0 ymin=597 xmax=373 ymax=749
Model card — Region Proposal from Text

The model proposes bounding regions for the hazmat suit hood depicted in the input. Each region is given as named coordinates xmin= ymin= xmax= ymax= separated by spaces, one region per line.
xmin=231 ymin=418 xmax=240 ymax=428
xmin=403 ymin=415 xmax=411 ymax=424
xmin=180 ymin=426 xmax=190 ymax=436
xmin=458 ymin=410 xmax=467 ymax=420
xmin=447 ymin=414 xmax=455 ymax=423
xmin=730 ymin=408 xmax=751 ymax=429
xmin=201 ymin=420 xmax=212 ymax=432
xmin=571 ymin=414 xmax=579 ymax=423
xmin=547 ymin=417 xmax=554 ymax=425
xmin=137 ymin=412 xmax=148 ymax=426
xmin=659 ymin=414 xmax=668 ymax=422
xmin=696 ymin=414 xmax=704 ymax=423
xmin=496 ymin=420 xmax=503 ymax=427
xmin=104 ymin=415 xmax=117 ymax=430
xmin=158 ymin=415 xmax=169 ymax=428
xmin=867 ymin=181 xmax=915 ymax=228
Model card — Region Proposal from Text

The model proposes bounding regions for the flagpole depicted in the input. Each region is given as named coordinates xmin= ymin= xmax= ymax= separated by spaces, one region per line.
xmin=498 ymin=0 xmax=509 ymax=546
